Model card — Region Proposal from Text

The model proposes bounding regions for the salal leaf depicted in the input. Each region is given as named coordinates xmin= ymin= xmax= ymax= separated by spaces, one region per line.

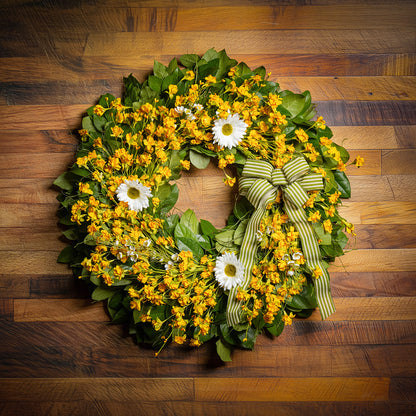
xmin=333 ymin=170 xmax=351 ymax=198
xmin=190 ymin=149 xmax=211 ymax=169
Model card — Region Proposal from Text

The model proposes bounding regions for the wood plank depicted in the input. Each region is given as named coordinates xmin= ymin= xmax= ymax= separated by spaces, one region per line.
xmin=13 ymin=299 xmax=107 ymax=322
xmin=1 ymin=247 xmax=416 ymax=276
xmin=330 ymin=271 xmax=416 ymax=297
xmin=83 ymin=30 xmax=416 ymax=56
xmin=308 ymin=297 xmax=416 ymax=321
xmin=382 ymin=149 xmax=416 ymax=174
xmin=0 ymin=378 xmax=193 ymax=402
xmin=348 ymin=175 xmax=416 ymax=202
xmin=1 ymin=400 xmax=414 ymax=416
xmin=0 ymin=229 xmax=66 ymax=250
xmin=390 ymin=377 xmax=416 ymax=401
xmin=0 ymin=153 xmax=75 ymax=179
xmin=2 ymin=101 xmax=414 ymax=132
xmin=194 ymin=377 xmax=390 ymax=401
xmin=2 ymin=126 xmax=415 ymax=155
xmin=3 ymin=77 xmax=416 ymax=105
xmin=0 ymin=105 xmax=85 ymax=130
xmin=2 ymin=5 xmax=415 ymax=35
xmin=0 ymin=130 xmax=77 ymax=154
xmin=2 ymin=54 xmax=414 ymax=85
xmin=330 ymin=249 xmax=416 ymax=272
xmin=12 ymin=296 xmax=416 ymax=323
xmin=331 ymin=126 xmax=416 ymax=149
xmin=0 ymin=343 xmax=414 ymax=378
xmin=316 ymin=101 xmax=416 ymax=125
xmin=338 ymin=202 xmax=416 ymax=224
xmin=0 ymin=204 xmax=60 ymax=228
xmin=1 ymin=320 xmax=415 ymax=350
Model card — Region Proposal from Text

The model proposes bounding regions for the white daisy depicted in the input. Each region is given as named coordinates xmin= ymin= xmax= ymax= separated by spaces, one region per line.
xmin=115 ymin=180 xmax=152 ymax=212
xmin=212 ymin=113 xmax=248 ymax=149
xmin=214 ymin=252 xmax=245 ymax=291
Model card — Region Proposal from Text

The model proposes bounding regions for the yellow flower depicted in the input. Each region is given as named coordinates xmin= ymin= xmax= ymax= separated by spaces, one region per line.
xmin=323 ymin=219 xmax=333 ymax=233
xmin=183 ymin=70 xmax=195 ymax=81
xmin=312 ymin=266 xmax=323 ymax=280
xmin=168 ymin=84 xmax=178 ymax=98
xmin=79 ymin=182 xmax=93 ymax=195
xmin=354 ymin=155 xmax=365 ymax=167
xmin=295 ymin=128 xmax=309 ymax=143
xmin=315 ymin=116 xmax=326 ymax=129
xmin=282 ymin=311 xmax=296 ymax=326
xmin=223 ymin=174 xmax=236 ymax=187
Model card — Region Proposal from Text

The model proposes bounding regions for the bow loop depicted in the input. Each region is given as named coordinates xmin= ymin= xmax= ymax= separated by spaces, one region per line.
xmin=226 ymin=155 xmax=335 ymax=327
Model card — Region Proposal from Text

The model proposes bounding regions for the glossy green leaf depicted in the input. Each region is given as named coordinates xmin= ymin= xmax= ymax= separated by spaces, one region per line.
xmin=190 ymin=149 xmax=211 ymax=169
xmin=333 ymin=170 xmax=351 ymax=198
xmin=216 ymin=338 xmax=233 ymax=362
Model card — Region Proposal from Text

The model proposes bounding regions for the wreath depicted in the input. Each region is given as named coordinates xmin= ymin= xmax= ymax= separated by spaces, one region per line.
xmin=54 ymin=49 xmax=363 ymax=361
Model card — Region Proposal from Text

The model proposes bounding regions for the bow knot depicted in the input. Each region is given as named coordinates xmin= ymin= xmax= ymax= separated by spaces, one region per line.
xmin=226 ymin=156 xmax=335 ymax=327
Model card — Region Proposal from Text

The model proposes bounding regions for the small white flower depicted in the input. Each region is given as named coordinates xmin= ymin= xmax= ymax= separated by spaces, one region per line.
xmin=282 ymin=254 xmax=291 ymax=262
xmin=256 ymin=230 xmax=263 ymax=242
xmin=287 ymin=270 xmax=295 ymax=276
xmin=192 ymin=103 xmax=203 ymax=112
xmin=214 ymin=252 xmax=245 ymax=291
xmin=116 ymin=180 xmax=152 ymax=212
xmin=175 ymin=106 xmax=195 ymax=120
xmin=143 ymin=239 xmax=152 ymax=247
xmin=212 ymin=113 xmax=248 ymax=149
xmin=165 ymin=260 xmax=174 ymax=270
xmin=171 ymin=253 xmax=179 ymax=262
xmin=292 ymin=252 xmax=302 ymax=260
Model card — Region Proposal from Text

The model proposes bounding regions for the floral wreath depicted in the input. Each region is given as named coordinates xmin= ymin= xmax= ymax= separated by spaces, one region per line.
xmin=55 ymin=49 xmax=363 ymax=361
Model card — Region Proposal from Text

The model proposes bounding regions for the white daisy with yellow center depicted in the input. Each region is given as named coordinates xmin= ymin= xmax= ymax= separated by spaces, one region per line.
xmin=212 ymin=113 xmax=248 ymax=149
xmin=116 ymin=179 xmax=152 ymax=212
xmin=214 ymin=252 xmax=245 ymax=291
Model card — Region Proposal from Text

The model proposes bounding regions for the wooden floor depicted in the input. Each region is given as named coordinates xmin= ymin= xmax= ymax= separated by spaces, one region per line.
xmin=1 ymin=1 xmax=416 ymax=415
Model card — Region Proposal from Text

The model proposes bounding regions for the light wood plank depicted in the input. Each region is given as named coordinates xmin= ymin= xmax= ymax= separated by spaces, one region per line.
xmin=0 ymin=378 xmax=193 ymax=402
xmin=194 ymin=377 xmax=390 ymax=402
xmin=308 ymin=297 xmax=416 ymax=321
xmin=338 ymin=202 xmax=416 ymax=224
xmin=382 ymin=149 xmax=416 ymax=175
xmin=83 ymin=30 xmax=416 ymax=56
xmin=278 ymin=76 xmax=416 ymax=101
xmin=330 ymin=249 xmax=416 ymax=272
xmin=13 ymin=299 xmax=108 ymax=322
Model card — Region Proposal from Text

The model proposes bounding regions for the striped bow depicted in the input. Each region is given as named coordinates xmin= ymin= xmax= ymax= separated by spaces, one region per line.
xmin=226 ymin=157 xmax=336 ymax=327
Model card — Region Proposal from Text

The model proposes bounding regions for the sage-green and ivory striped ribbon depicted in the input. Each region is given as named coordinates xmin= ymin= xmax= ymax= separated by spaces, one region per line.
xmin=226 ymin=157 xmax=336 ymax=327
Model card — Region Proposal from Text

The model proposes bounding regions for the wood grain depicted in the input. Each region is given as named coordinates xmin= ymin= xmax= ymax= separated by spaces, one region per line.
xmin=1 ymin=1 xmax=415 ymax=414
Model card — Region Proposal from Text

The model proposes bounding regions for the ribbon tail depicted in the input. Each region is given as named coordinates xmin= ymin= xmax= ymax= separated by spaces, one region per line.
xmin=284 ymin=200 xmax=336 ymax=320
xmin=226 ymin=189 xmax=276 ymax=327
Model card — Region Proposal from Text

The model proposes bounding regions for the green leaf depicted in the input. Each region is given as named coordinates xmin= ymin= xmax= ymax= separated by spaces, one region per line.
xmin=333 ymin=170 xmax=351 ymax=198
xmin=180 ymin=209 xmax=199 ymax=234
xmin=168 ymin=58 xmax=179 ymax=73
xmin=153 ymin=60 xmax=169 ymax=78
xmin=176 ymin=237 xmax=204 ymax=259
xmin=179 ymin=53 xmax=200 ymax=68
xmin=91 ymin=286 xmax=116 ymax=301
xmin=216 ymin=338 xmax=233 ymax=362
xmin=70 ymin=166 xmax=90 ymax=178
xmin=81 ymin=116 xmax=97 ymax=133
xmin=62 ymin=228 xmax=78 ymax=241
xmin=233 ymin=197 xmax=253 ymax=220
xmin=336 ymin=229 xmax=349 ymax=249
xmin=286 ymin=284 xmax=318 ymax=310
xmin=313 ymin=223 xmax=332 ymax=245
xmin=233 ymin=219 xmax=248 ymax=245
xmin=190 ymin=149 xmax=211 ymax=169
xmin=202 ymin=48 xmax=219 ymax=62
xmin=160 ymin=184 xmax=179 ymax=215
xmin=53 ymin=172 xmax=74 ymax=191
xmin=280 ymin=91 xmax=307 ymax=118
xmin=200 ymin=219 xmax=217 ymax=237
xmin=148 ymin=75 xmax=162 ymax=92
xmin=266 ymin=319 xmax=285 ymax=337
xmin=57 ymin=245 xmax=74 ymax=263
xmin=197 ymin=59 xmax=220 ymax=80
